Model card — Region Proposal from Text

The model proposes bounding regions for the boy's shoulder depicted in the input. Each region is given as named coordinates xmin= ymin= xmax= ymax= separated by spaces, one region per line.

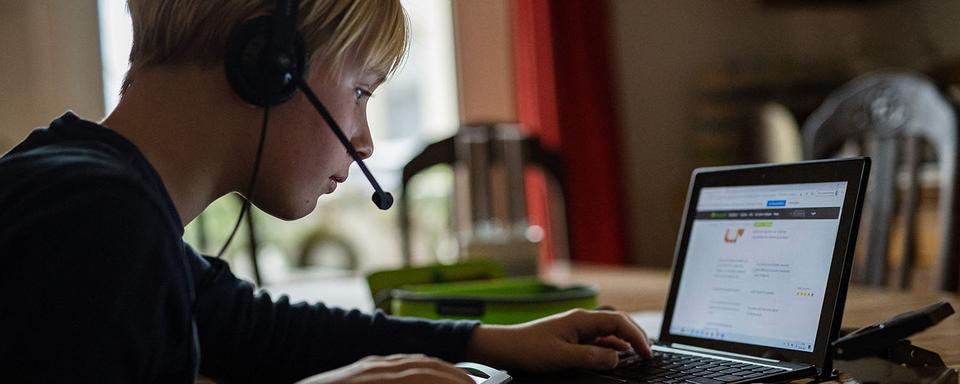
xmin=0 ymin=141 xmax=171 ymax=243
xmin=1 ymin=131 xmax=152 ymax=214
xmin=1 ymin=112 xmax=142 ymax=186
xmin=0 ymin=113 xmax=183 ymax=244
xmin=0 ymin=117 xmax=191 ymax=310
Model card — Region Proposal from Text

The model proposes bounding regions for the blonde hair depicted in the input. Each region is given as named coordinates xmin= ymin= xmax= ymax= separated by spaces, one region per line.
xmin=122 ymin=0 xmax=408 ymax=93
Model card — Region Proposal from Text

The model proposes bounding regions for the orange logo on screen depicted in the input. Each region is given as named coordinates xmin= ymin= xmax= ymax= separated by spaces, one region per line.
xmin=724 ymin=228 xmax=745 ymax=243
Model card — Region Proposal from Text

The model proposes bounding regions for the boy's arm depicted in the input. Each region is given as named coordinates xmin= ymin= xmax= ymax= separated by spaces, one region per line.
xmin=191 ymin=254 xmax=479 ymax=383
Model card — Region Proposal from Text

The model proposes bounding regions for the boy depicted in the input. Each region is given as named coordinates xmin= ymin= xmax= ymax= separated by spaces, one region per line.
xmin=0 ymin=0 xmax=651 ymax=382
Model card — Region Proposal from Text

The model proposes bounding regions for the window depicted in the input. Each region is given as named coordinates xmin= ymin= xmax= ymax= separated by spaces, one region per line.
xmin=97 ymin=0 xmax=132 ymax=114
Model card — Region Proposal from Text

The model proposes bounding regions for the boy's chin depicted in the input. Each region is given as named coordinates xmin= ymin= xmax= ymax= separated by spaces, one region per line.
xmin=259 ymin=198 xmax=317 ymax=221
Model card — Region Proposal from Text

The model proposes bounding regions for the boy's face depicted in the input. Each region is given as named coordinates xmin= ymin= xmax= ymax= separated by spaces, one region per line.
xmin=254 ymin=63 xmax=384 ymax=220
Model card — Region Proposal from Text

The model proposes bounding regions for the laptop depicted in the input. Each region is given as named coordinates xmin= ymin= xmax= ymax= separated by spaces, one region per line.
xmin=518 ymin=158 xmax=870 ymax=384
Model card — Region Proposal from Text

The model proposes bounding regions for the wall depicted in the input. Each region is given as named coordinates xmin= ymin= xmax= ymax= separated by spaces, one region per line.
xmin=610 ymin=0 xmax=960 ymax=266
xmin=453 ymin=0 xmax=515 ymax=124
xmin=0 ymin=0 xmax=104 ymax=153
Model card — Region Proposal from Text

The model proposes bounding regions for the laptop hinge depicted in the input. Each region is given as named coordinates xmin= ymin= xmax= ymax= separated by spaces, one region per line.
xmin=668 ymin=343 xmax=781 ymax=363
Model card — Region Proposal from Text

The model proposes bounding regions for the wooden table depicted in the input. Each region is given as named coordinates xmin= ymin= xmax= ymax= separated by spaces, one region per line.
xmin=543 ymin=263 xmax=960 ymax=369
xmin=262 ymin=262 xmax=959 ymax=382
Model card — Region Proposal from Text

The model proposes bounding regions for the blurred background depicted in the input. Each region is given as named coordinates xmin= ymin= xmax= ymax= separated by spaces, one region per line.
xmin=3 ymin=0 xmax=960 ymax=292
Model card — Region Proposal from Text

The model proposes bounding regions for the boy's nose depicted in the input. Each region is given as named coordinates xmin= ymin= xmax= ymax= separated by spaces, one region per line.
xmin=351 ymin=122 xmax=374 ymax=160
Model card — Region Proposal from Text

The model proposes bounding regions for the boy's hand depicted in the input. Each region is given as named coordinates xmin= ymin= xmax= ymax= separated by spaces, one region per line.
xmin=296 ymin=354 xmax=473 ymax=384
xmin=465 ymin=308 xmax=653 ymax=373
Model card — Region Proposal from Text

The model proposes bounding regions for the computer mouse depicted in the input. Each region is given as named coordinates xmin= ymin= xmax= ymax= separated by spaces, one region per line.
xmin=454 ymin=362 xmax=512 ymax=383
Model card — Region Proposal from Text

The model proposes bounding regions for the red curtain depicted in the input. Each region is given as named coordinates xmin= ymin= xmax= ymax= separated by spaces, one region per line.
xmin=512 ymin=0 xmax=628 ymax=265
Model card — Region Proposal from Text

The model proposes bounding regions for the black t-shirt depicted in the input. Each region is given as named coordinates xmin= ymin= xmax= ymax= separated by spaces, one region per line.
xmin=0 ymin=112 xmax=478 ymax=383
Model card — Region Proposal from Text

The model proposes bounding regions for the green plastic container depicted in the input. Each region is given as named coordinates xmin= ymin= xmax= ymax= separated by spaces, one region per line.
xmin=390 ymin=277 xmax=597 ymax=324
xmin=367 ymin=260 xmax=507 ymax=312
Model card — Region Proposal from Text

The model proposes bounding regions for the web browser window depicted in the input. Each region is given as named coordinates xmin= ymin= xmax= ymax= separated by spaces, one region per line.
xmin=669 ymin=181 xmax=848 ymax=352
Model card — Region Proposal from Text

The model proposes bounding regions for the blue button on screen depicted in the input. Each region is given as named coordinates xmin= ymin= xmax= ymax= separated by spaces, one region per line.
xmin=766 ymin=200 xmax=786 ymax=207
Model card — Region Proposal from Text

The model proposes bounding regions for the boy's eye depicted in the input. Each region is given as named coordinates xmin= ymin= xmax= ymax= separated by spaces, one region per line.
xmin=355 ymin=88 xmax=373 ymax=101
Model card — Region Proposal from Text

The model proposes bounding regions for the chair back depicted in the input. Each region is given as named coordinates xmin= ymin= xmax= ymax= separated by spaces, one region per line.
xmin=803 ymin=71 xmax=959 ymax=291
xmin=398 ymin=124 xmax=569 ymax=272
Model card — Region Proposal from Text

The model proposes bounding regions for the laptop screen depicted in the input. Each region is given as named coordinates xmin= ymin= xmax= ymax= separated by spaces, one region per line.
xmin=667 ymin=181 xmax=848 ymax=353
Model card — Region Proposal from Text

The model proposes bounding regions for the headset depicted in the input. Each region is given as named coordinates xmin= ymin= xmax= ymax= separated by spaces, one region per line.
xmin=214 ymin=0 xmax=393 ymax=259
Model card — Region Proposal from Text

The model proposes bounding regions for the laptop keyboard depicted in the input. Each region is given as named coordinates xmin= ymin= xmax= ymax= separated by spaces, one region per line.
xmin=604 ymin=350 xmax=787 ymax=383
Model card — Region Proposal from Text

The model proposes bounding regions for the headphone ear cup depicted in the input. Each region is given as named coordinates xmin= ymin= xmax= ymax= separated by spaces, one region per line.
xmin=225 ymin=16 xmax=306 ymax=107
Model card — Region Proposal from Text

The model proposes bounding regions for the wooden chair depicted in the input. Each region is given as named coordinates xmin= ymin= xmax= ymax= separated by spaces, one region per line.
xmin=802 ymin=71 xmax=960 ymax=292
